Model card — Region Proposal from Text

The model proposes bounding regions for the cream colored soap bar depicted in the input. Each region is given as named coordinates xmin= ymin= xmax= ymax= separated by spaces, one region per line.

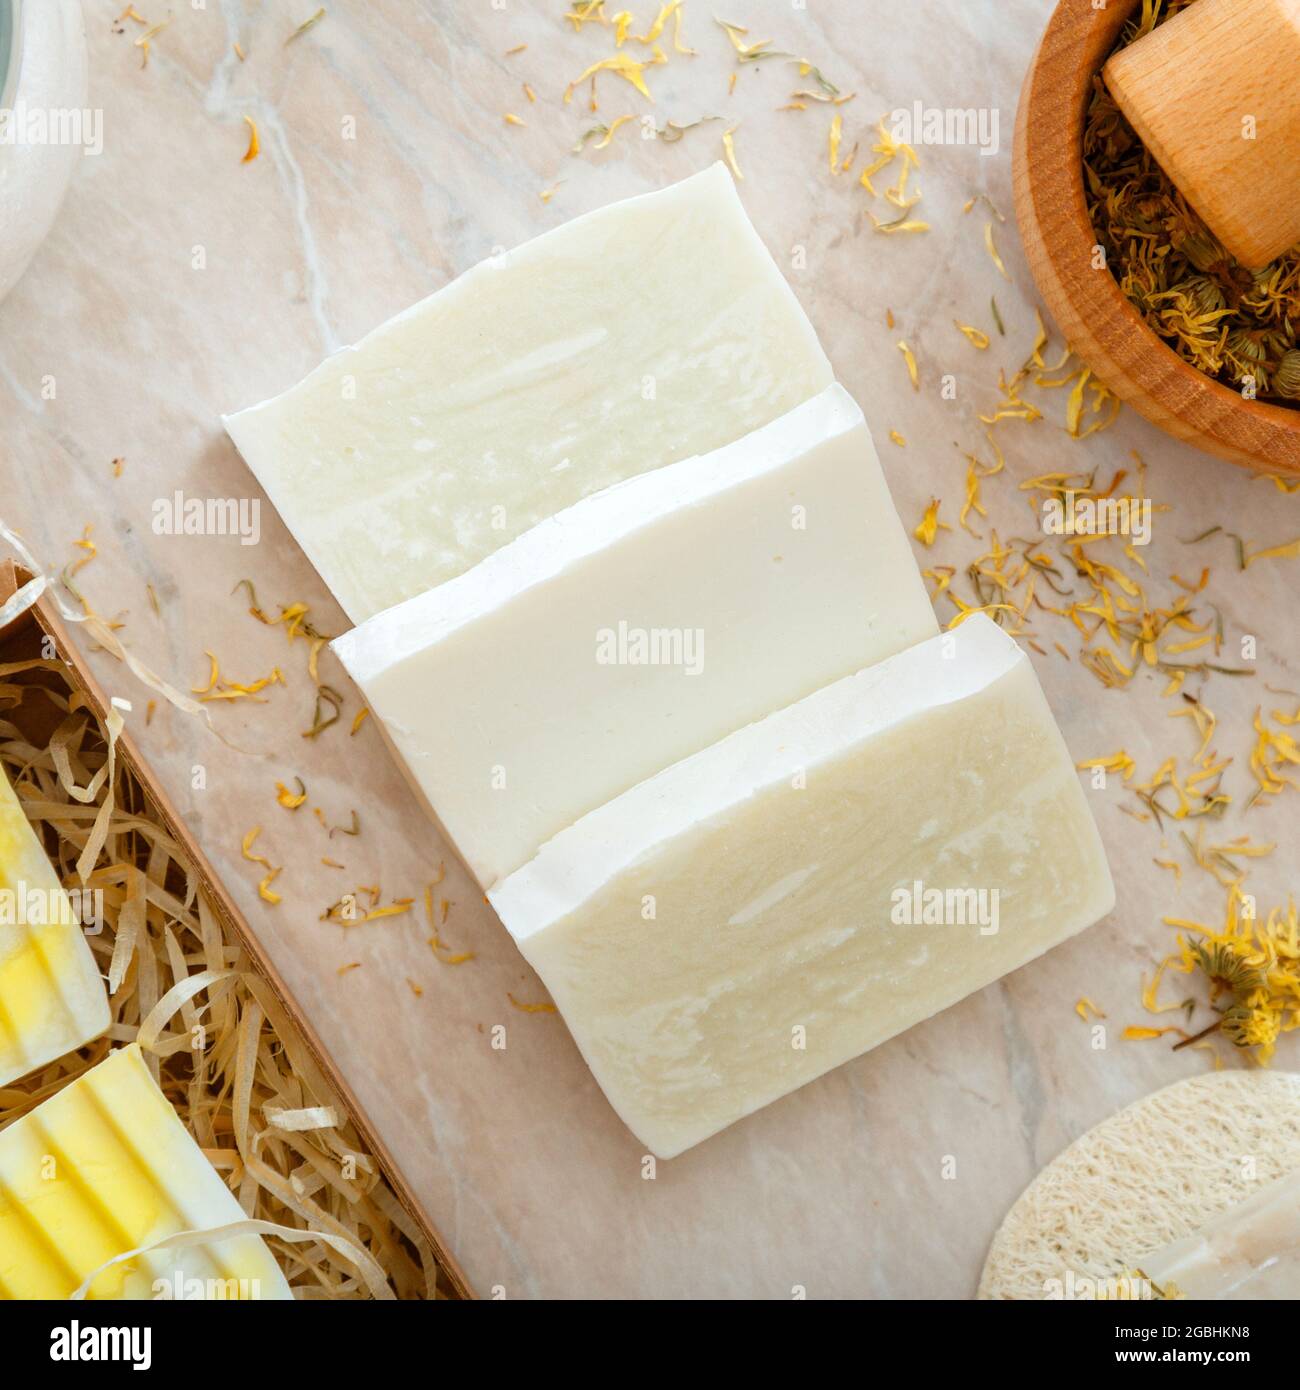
xmin=1143 ymin=1173 xmax=1300 ymax=1299
xmin=0 ymin=1044 xmax=291 ymax=1300
xmin=0 ymin=764 xmax=109 ymax=1086
xmin=490 ymin=614 xmax=1114 ymax=1158
xmin=333 ymin=385 xmax=938 ymax=888
xmin=225 ymin=164 xmax=833 ymax=624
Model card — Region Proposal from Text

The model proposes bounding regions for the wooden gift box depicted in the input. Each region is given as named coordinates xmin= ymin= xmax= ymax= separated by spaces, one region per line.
xmin=0 ymin=559 xmax=469 ymax=1298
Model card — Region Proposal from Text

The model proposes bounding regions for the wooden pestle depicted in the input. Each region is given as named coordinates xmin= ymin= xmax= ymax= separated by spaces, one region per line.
xmin=1103 ymin=0 xmax=1300 ymax=268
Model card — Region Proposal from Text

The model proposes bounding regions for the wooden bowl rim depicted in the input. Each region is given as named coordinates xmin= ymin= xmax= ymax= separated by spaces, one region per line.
xmin=1015 ymin=0 xmax=1300 ymax=472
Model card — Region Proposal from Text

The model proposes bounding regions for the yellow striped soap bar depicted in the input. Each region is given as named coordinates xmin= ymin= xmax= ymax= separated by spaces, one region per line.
xmin=0 ymin=765 xmax=110 ymax=1085
xmin=0 ymin=1044 xmax=291 ymax=1300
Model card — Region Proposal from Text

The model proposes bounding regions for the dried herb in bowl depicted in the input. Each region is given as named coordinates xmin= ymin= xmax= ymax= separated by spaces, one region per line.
xmin=1084 ymin=0 xmax=1300 ymax=406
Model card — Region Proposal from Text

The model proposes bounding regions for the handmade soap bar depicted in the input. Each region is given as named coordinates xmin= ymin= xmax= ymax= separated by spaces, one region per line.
xmin=0 ymin=764 xmax=109 ymax=1086
xmin=333 ymin=385 xmax=938 ymax=888
xmin=490 ymin=614 xmax=1114 ymax=1158
xmin=0 ymin=1044 xmax=291 ymax=1299
xmin=1143 ymin=1173 xmax=1300 ymax=1299
xmin=224 ymin=163 xmax=833 ymax=624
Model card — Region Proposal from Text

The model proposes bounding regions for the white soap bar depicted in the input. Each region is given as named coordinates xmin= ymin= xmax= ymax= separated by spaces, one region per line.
xmin=490 ymin=614 xmax=1114 ymax=1158
xmin=224 ymin=164 xmax=833 ymax=624
xmin=1143 ymin=1173 xmax=1300 ymax=1299
xmin=0 ymin=764 xmax=110 ymax=1086
xmin=333 ymin=385 xmax=938 ymax=888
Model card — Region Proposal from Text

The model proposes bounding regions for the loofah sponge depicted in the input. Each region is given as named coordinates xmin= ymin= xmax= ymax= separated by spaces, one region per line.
xmin=979 ymin=1071 xmax=1300 ymax=1299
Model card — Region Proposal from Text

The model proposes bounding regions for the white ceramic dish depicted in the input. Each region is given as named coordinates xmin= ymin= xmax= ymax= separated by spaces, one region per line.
xmin=0 ymin=2 xmax=23 ymax=113
xmin=0 ymin=0 xmax=88 ymax=305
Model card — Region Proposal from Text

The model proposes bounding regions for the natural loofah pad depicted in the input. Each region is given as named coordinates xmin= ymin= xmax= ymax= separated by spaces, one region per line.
xmin=979 ymin=1071 xmax=1300 ymax=1299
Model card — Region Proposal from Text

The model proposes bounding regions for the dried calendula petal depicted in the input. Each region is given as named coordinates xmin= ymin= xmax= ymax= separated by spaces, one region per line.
xmin=827 ymin=113 xmax=842 ymax=174
xmin=1243 ymin=536 xmax=1300 ymax=567
xmin=192 ymin=651 xmax=220 ymax=695
xmin=959 ymin=457 xmax=989 ymax=536
xmin=721 ymin=124 xmax=742 ymax=180
xmin=276 ymin=777 xmax=308 ymax=810
xmin=954 ymin=321 xmax=990 ymax=350
xmin=241 ymin=115 xmax=260 ymax=163
xmin=1065 ymin=368 xmax=1091 ymax=437
xmin=323 ymin=891 xmax=414 ymax=926
xmin=654 ymin=115 xmax=720 ymax=143
xmin=594 ymin=113 xmax=635 ymax=148
xmin=870 ymin=212 xmax=929 ymax=234
xmin=565 ymin=53 xmax=653 ymax=103
xmin=715 ymin=17 xmax=775 ymax=60
xmin=635 ymin=1 xmax=680 ymax=44
xmin=885 ymin=160 xmax=916 ymax=210
xmin=671 ymin=4 xmax=695 ymax=53
xmin=62 ymin=525 xmax=97 ymax=601
xmin=896 ymin=340 xmax=919 ymax=391
xmin=984 ymin=222 xmax=1010 ymax=280
xmin=1076 ymin=751 xmax=1136 ymax=781
xmin=914 ymin=498 xmax=949 ymax=547
xmin=564 ymin=1 xmax=607 ymax=31
xmin=328 ymin=809 xmax=361 ymax=838
xmin=302 ymin=684 xmax=343 ymax=739
xmin=135 ymin=19 xmax=169 ymax=67
xmin=286 ymin=6 xmax=326 ymax=44
xmin=508 ymin=992 xmax=557 ymax=1014
xmin=242 ymin=826 xmax=273 ymax=867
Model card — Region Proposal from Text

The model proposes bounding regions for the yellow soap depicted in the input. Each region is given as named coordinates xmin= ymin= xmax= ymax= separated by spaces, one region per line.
xmin=0 ymin=764 xmax=110 ymax=1085
xmin=0 ymin=1044 xmax=291 ymax=1300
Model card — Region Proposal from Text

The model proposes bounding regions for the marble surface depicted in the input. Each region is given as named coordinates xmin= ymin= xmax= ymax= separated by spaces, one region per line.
xmin=0 ymin=0 xmax=1296 ymax=1299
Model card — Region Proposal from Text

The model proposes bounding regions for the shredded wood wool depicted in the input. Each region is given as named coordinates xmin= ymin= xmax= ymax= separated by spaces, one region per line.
xmin=0 ymin=655 xmax=442 ymax=1300
xmin=1085 ymin=0 xmax=1300 ymax=406
xmin=978 ymin=1071 xmax=1300 ymax=1299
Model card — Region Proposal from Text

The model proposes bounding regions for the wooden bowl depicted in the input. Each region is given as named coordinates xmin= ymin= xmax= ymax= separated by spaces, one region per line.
xmin=1013 ymin=0 xmax=1300 ymax=476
